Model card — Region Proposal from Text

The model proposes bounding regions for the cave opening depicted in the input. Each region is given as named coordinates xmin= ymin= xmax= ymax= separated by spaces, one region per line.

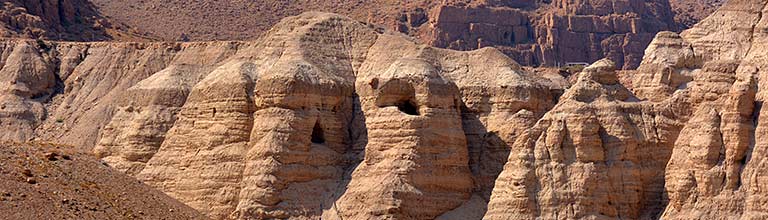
xmin=311 ymin=121 xmax=325 ymax=144
xmin=397 ymin=100 xmax=420 ymax=116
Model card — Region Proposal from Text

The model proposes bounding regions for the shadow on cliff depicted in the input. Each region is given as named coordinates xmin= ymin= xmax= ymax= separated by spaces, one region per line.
xmin=458 ymin=102 xmax=512 ymax=216
xmin=323 ymin=93 xmax=367 ymax=219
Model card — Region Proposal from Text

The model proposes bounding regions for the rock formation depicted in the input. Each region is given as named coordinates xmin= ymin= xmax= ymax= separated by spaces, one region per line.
xmin=485 ymin=0 xmax=768 ymax=218
xmin=24 ymin=0 xmax=713 ymax=70
xmin=0 ymin=11 xmax=557 ymax=219
xmin=1 ymin=0 xmax=767 ymax=218
xmin=0 ymin=0 xmax=142 ymax=41
xmin=416 ymin=0 xmax=678 ymax=69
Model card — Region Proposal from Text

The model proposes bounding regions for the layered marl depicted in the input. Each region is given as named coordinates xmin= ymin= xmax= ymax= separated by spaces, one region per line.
xmin=1 ymin=0 xmax=767 ymax=219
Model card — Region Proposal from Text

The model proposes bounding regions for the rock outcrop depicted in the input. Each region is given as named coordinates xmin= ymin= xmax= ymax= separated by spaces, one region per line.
xmin=485 ymin=59 xmax=683 ymax=219
xmin=45 ymin=0 xmax=709 ymax=70
xmin=0 ymin=0 xmax=140 ymax=41
xmin=2 ymin=0 xmax=768 ymax=218
xmin=417 ymin=0 xmax=678 ymax=69
xmin=0 ymin=12 xmax=556 ymax=219
xmin=485 ymin=0 xmax=768 ymax=218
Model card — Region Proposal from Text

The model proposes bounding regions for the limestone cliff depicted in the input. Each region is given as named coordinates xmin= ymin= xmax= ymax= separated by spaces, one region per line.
xmin=485 ymin=0 xmax=768 ymax=218
xmin=0 ymin=12 xmax=555 ymax=219
xmin=0 ymin=0 xmax=767 ymax=218
xmin=415 ymin=0 xmax=678 ymax=69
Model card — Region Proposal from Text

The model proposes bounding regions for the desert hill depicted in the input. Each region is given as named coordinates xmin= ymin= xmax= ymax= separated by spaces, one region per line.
xmin=0 ymin=142 xmax=205 ymax=219
xmin=1 ymin=0 xmax=767 ymax=217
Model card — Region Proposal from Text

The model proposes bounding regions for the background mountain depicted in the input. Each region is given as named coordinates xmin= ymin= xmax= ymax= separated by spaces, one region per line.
xmin=1 ymin=0 xmax=724 ymax=69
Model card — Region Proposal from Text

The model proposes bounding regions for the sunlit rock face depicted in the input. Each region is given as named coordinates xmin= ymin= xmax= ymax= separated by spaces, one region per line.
xmin=2 ymin=1 xmax=768 ymax=218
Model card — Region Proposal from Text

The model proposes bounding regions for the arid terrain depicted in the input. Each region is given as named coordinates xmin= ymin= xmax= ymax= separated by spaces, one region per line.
xmin=5 ymin=0 xmax=768 ymax=220
xmin=0 ymin=142 xmax=204 ymax=219
xmin=3 ymin=0 xmax=722 ymax=69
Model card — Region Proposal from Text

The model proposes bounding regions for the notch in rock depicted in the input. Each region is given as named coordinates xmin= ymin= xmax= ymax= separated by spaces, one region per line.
xmin=396 ymin=100 xmax=420 ymax=116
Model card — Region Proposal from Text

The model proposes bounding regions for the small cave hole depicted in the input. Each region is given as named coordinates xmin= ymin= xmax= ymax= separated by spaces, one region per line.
xmin=397 ymin=100 xmax=420 ymax=116
xmin=212 ymin=108 xmax=217 ymax=117
xmin=311 ymin=122 xmax=325 ymax=144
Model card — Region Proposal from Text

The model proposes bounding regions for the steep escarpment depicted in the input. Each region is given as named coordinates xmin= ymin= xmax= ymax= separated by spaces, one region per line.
xmin=419 ymin=0 xmax=678 ymax=69
xmin=85 ymin=0 xmax=695 ymax=69
xmin=2 ymin=0 xmax=768 ymax=218
xmin=2 ymin=0 xmax=721 ymax=69
xmin=656 ymin=0 xmax=768 ymax=218
xmin=485 ymin=59 xmax=684 ymax=219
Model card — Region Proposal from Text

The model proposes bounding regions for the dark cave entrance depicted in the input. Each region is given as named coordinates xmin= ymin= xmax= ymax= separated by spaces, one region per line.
xmin=396 ymin=100 xmax=420 ymax=116
xmin=311 ymin=121 xmax=325 ymax=144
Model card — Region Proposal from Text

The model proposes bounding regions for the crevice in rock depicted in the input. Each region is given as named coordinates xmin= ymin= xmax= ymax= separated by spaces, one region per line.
xmin=739 ymin=100 xmax=762 ymax=189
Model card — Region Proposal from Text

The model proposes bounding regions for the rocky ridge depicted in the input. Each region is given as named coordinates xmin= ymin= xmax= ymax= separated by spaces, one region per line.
xmin=1 ymin=0 xmax=767 ymax=219
xmin=29 ymin=0 xmax=714 ymax=70
xmin=1 ymin=0 xmax=723 ymax=70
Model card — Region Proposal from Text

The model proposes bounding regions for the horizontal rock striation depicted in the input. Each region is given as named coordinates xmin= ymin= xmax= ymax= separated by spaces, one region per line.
xmin=1 ymin=0 xmax=768 ymax=218
xmin=407 ymin=0 xmax=678 ymax=70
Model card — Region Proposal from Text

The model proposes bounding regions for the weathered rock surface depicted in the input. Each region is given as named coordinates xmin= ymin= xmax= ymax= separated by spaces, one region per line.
xmin=2 ymin=0 xmax=768 ymax=218
xmin=0 ymin=0 xmax=141 ymax=41
xmin=485 ymin=59 xmax=684 ymax=219
xmin=20 ymin=0 xmax=717 ymax=70
xmin=0 ymin=11 xmax=557 ymax=219
xmin=485 ymin=0 xmax=768 ymax=218
xmin=417 ymin=0 xmax=678 ymax=69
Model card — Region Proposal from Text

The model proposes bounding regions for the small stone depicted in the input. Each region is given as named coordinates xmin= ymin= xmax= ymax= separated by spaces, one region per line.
xmin=45 ymin=152 xmax=58 ymax=161
xmin=26 ymin=177 xmax=36 ymax=184
xmin=21 ymin=169 xmax=33 ymax=177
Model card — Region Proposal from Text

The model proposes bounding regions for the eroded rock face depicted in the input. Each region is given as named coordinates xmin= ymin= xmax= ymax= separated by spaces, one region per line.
xmin=0 ymin=11 xmax=558 ymax=219
xmin=485 ymin=0 xmax=768 ymax=218
xmin=2 ymin=0 xmax=768 ymax=218
xmin=0 ymin=41 xmax=56 ymax=141
xmin=406 ymin=0 xmax=678 ymax=70
xmin=0 ymin=0 xmax=119 ymax=41
xmin=658 ymin=0 xmax=768 ymax=218
xmin=485 ymin=59 xmax=683 ymax=219
xmin=2 ymin=0 xmax=703 ymax=70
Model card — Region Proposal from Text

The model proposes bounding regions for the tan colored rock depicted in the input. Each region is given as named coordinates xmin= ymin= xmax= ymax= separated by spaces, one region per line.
xmin=3 ymin=0 xmax=768 ymax=218
xmin=485 ymin=59 xmax=681 ymax=219
xmin=0 ymin=41 xmax=55 ymax=142
xmin=630 ymin=31 xmax=698 ymax=101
